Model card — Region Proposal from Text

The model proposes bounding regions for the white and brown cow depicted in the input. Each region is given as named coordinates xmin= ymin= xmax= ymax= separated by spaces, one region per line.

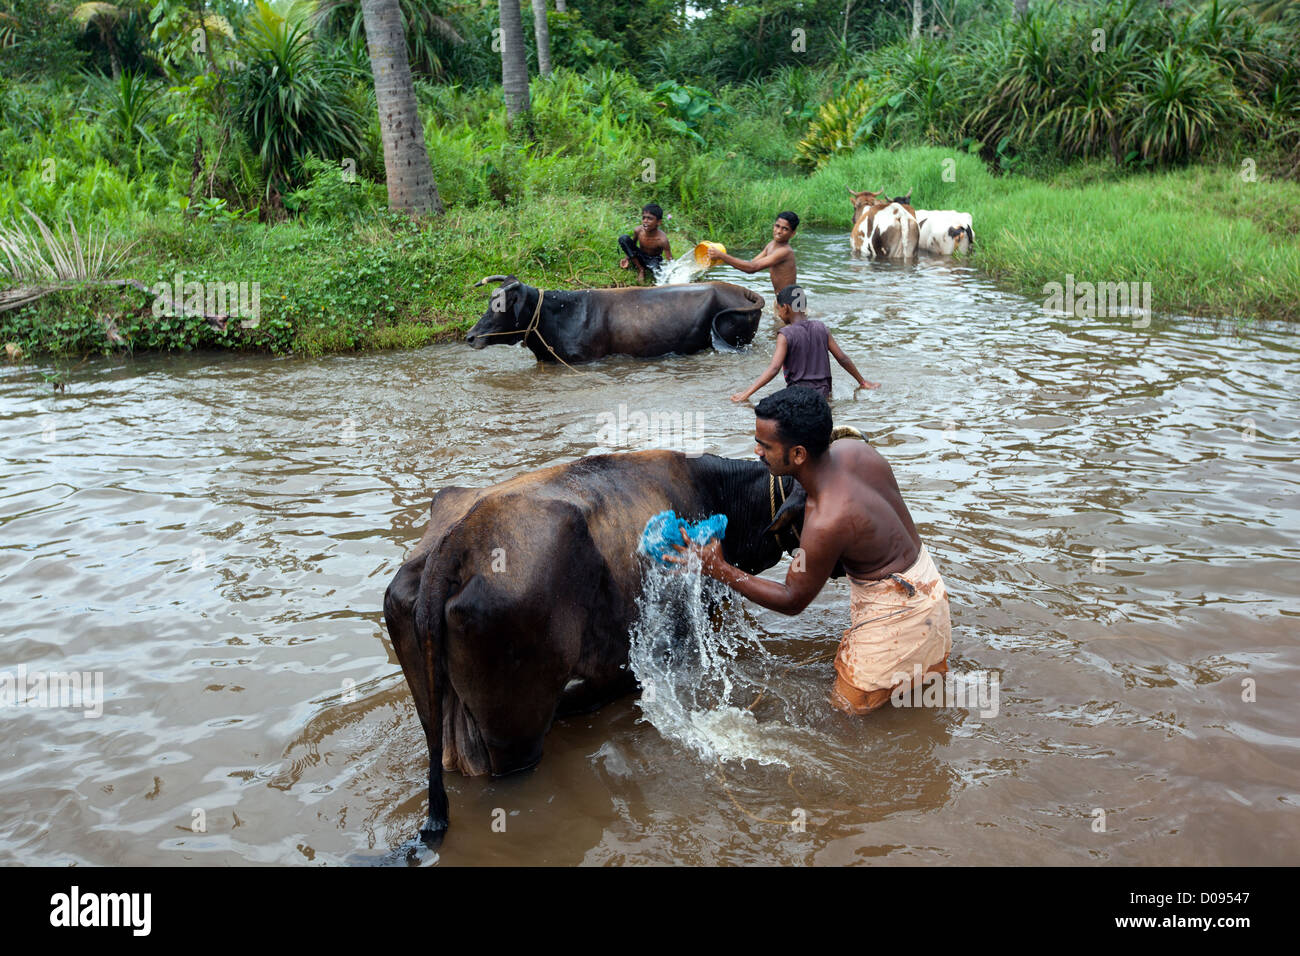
xmin=916 ymin=210 xmax=974 ymax=256
xmin=848 ymin=187 xmax=887 ymax=256
xmin=868 ymin=202 xmax=919 ymax=259
xmin=849 ymin=187 xmax=919 ymax=259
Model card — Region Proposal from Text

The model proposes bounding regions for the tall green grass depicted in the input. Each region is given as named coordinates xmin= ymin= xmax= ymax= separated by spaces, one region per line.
xmin=7 ymin=145 xmax=1296 ymax=361
xmin=800 ymin=0 xmax=1299 ymax=174
xmin=692 ymin=146 xmax=1300 ymax=323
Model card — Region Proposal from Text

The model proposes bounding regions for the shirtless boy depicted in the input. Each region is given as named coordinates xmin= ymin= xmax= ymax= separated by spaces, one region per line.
xmin=618 ymin=204 xmax=672 ymax=283
xmin=711 ymin=211 xmax=799 ymax=293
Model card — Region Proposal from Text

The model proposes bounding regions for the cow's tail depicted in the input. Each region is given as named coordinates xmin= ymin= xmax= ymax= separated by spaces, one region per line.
xmin=412 ymin=547 xmax=454 ymax=843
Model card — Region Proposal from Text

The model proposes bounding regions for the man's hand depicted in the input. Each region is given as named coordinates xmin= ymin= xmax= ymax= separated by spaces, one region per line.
xmin=730 ymin=390 xmax=752 ymax=403
xmin=664 ymin=527 xmax=728 ymax=579
xmin=856 ymin=379 xmax=880 ymax=391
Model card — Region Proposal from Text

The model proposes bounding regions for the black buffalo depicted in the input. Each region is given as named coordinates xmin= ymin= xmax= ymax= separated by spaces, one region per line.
xmin=464 ymin=275 xmax=764 ymax=364
xmin=383 ymin=450 xmax=805 ymax=843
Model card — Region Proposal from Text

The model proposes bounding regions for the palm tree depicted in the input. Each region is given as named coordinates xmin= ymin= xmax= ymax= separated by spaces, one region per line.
xmin=360 ymin=0 xmax=444 ymax=215
xmin=71 ymin=2 xmax=132 ymax=78
xmin=498 ymin=0 xmax=531 ymax=121
xmin=531 ymin=0 xmax=552 ymax=77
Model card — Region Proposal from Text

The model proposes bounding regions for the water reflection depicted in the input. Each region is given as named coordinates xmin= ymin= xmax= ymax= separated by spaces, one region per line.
xmin=1 ymin=230 xmax=1297 ymax=865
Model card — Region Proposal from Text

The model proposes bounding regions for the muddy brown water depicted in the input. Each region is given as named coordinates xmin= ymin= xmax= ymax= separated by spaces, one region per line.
xmin=2 ymin=231 xmax=1298 ymax=866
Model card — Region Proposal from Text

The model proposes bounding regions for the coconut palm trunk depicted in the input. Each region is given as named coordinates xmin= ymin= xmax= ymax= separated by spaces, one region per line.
xmin=499 ymin=0 xmax=532 ymax=120
xmin=360 ymin=0 xmax=443 ymax=215
xmin=531 ymin=0 xmax=552 ymax=77
xmin=911 ymin=0 xmax=923 ymax=40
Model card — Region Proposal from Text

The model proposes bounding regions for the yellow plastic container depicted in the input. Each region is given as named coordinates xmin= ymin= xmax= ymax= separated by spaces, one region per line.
xmin=693 ymin=241 xmax=726 ymax=267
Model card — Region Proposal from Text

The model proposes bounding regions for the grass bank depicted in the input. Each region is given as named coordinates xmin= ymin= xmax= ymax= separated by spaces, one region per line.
xmin=4 ymin=147 xmax=1299 ymax=360
xmin=720 ymin=146 xmax=1300 ymax=324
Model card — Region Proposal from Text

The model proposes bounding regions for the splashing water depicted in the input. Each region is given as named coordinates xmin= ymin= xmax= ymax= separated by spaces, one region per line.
xmin=628 ymin=559 xmax=828 ymax=770
xmin=655 ymin=251 xmax=710 ymax=286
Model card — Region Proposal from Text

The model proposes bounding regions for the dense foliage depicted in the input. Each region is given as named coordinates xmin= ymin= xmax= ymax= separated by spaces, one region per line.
xmin=1 ymin=0 xmax=1298 ymax=358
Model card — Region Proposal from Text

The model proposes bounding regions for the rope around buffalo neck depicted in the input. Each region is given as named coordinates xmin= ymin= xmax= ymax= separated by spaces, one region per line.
xmin=766 ymin=426 xmax=866 ymax=526
xmin=474 ymin=288 xmax=588 ymax=374
xmin=768 ymin=472 xmax=787 ymax=523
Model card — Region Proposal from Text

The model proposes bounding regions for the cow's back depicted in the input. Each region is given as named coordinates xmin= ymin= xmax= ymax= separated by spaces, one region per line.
xmin=582 ymin=284 xmax=761 ymax=358
xmin=448 ymin=451 xmax=697 ymax=600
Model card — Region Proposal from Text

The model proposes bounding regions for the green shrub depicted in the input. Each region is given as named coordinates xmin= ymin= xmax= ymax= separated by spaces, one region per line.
xmin=795 ymin=80 xmax=882 ymax=170
xmin=282 ymin=155 xmax=385 ymax=223
xmin=231 ymin=1 xmax=365 ymax=196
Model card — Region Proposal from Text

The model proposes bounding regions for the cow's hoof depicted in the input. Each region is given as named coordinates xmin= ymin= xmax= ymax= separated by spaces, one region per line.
xmin=420 ymin=816 xmax=448 ymax=846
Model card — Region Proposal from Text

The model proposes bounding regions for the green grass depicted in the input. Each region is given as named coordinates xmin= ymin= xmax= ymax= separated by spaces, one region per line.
xmin=975 ymin=165 xmax=1300 ymax=323
xmin=0 ymin=195 xmax=648 ymax=358
xmin=702 ymin=146 xmax=1300 ymax=324
xmin=4 ymin=148 xmax=1298 ymax=359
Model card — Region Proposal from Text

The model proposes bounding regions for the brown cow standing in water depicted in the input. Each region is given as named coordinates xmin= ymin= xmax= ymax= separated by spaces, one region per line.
xmin=848 ymin=187 xmax=918 ymax=258
xmin=383 ymin=450 xmax=808 ymax=843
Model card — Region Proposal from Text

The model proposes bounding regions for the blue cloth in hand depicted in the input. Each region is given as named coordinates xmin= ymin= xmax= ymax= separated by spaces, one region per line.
xmin=638 ymin=510 xmax=728 ymax=565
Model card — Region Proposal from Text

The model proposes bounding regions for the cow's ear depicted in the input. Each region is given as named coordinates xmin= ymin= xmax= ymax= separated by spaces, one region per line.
xmin=762 ymin=483 xmax=806 ymax=539
xmin=502 ymin=278 xmax=523 ymax=317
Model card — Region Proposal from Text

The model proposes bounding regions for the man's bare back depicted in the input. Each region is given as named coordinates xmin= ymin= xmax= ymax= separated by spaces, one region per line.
xmin=800 ymin=438 xmax=921 ymax=580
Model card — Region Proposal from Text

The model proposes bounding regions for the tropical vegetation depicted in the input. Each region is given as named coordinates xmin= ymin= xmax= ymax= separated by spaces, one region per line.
xmin=1 ymin=0 xmax=1297 ymax=357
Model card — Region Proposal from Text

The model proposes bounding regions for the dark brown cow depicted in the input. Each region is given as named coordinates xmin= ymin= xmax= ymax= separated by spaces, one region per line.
xmin=383 ymin=450 xmax=806 ymax=842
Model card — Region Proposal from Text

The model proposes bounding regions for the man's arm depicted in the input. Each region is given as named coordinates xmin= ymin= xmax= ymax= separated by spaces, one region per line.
xmin=731 ymin=334 xmax=788 ymax=402
xmin=715 ymin=245 xmax=789 ymax=275
xmin=668 ymin=520 xmax=842 ymax=615
xmin=828 ymin=334 xmax=879 ymax=390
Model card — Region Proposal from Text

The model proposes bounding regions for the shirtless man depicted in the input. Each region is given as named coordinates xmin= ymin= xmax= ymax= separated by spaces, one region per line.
xmin=668 ymin=386 xmax=952 ymax=715
xmin=711 ymin=211 xmax=799 ymax=294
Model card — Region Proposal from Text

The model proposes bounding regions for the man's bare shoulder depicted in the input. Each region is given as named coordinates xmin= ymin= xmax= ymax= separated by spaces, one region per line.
xmin=832 ymin=437 xmax=892 ymax=479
